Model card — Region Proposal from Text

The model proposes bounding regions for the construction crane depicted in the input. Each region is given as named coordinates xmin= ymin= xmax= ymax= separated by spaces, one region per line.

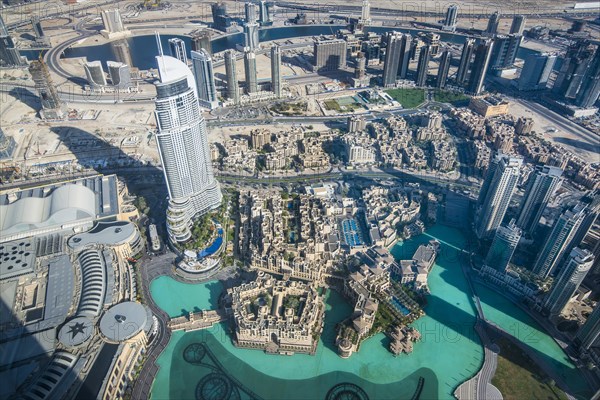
xmin=143 ymin=0 xmax=161 ymax=10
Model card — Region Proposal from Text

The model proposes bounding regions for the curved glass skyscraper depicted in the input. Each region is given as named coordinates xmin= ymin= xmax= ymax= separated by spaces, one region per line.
xmin=154 ymin=53 xmax=222 ymax=243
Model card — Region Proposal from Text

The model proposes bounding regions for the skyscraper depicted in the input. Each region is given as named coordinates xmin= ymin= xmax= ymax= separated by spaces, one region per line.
xmin=553 ymin=41 xmax=596 ymax=101
xmin=415 ymin=45 xmax=431 ymax=87
xmin=191 ymin=49 xmax=219 ymax=109
xmin=532 ymin=203 xmax=588 ymax=278
xmin=245 ymin=2 xmax=258 ymax=24
xmin=101 ymin=9 xmax=126 ymax=35
xmin=107 ymin=61 xmax=132 ymax=90
xmin=191 ymin=31 xmax=212 ymax=55
xmin=467 ymin=39 xmax=494 ymax=95
xmin=31 ymin=16 xmax=45 ymax=39
xmin=489 ymin=34 xmax=522 ymax=72
xmin=485 ymin=11 xmax=500 ymax=36
xmin=456 ymin=38 xmax=475 ymax=85
xmin=436 ymin=49 xmax=452 ymax=89
xmin=575 ymin=304 xmax=600 ymax=350
xmin=475 ymin=152 xmax=522 ymax=239
xmin=510 ymin=15 xmax=526 ymax=35
xmin=29 ymin=58 xmax=65 ymax=120
xmin=84 ymin=61 xmax=107 ymax=90
xmin=0 ymin=15 xmax=26 ymax=67
xmin=271 ymin=44 xmax=282 ymax=97
xmin=111 ymin=40 xmax=134 ymax=67
xmin=211 ymin=2 xmax=234 ymax=32
xmin=361 ymin=0 xmax=371 ymax=25
xmin=485 ymin=219 xmax=522 ymax=272
xmin=0 ymin=127 xmax=16 ymax=160
xmin=575 ymin=47 xmax=600 ymax=108
xmin=154 ymin=49 xmax=222 ymax=243
xmin=259 ymin=1 xmax=272 ymax=25
xmin=516 ymin=165 xmax=563 ymax=235
xmin=543 ymin=247 xmax=594 ymax=316
xmin=518 ymin=53 xmax=557 ymax=91
xmin=244 ymin=50 xmax=258 ymax=94
xmin=382 ymin=32 xmax=411 ymax=86
xmin=224 ymin=50 xmax=240 ymax=104
xmin=243 ymin=22 xmax=260 ymax=51
xmin=168 ymin=38 xmax=187 ymax=64
xmin=314 ymin=39 xmax=347 ymax=72
xmin=442 ymin=5 xmax=458 ymax=32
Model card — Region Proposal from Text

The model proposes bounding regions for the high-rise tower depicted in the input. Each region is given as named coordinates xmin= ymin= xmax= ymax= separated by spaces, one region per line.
xmin=101 ymin=9 xmax=125 ymax=33
xmin=575 ymin=304 xmax=600 ymax=350
xmin=518 ymin=53 xmax=557 ymax=91
xmin=382 ymin=32 xmax=411 ymax=86
xmin=510 ymin=15 xmax=526 ymax=35
xmin=191 ymin=49 xmax=219 ymax=109
xmin=154 ymin=46 xmax=222 ymax=243
xmin=314 ymin=39 xmax=347 ymax=72
xmin=475 ymin=152 xmax=522 ymax=239
xmin=532 ymin=203 xmax=588 ymax=278
xmin=111 ymin=40 xmax=134 ymax=68
xmin=575 ymin=47 xmax=600 ymax=108
xmin=259 ymin=1 xmax=272 ymax=25
xmin=360 ymin=0 xmax=371 ymax=25
xmin=224 ymin=49 xmax=240 ymax=104
xmin=271 ymin=44 xmax=282 ymax=97
xmin=84 ymin=60 xmax=107 ymax=90
xmin=516 ymin=165 xmax=563 ymax=235
xmin=456 ymin=38 xmax=475 ymax=85
xmin=107 ymin=61 xmax=132 ymax=90
xmin=489 ymin=34 xmax=522 ymax=72
xmin=543 ymin=247 xmax=594 ymax=316
xmin=243 ymin=22 xmax=260 ymax=51
xmin=0 ymin=15 xmax=26 ymax=67
xmin=245 ymin=2 xmax=258 ymax=24
xmin=191 ymin=31 xmax=212 ymax=55
xmin=436 ymin=49 xmax=452 ymax=89
xmin=31 ymin=16 xmax=45 ymax=39
xmin=168 ymin=38 xmax=187 ymax=64
xmin=485 ymin=219 xmax=522 ymax=272
xmin=442 ymin=5 xmax=458 ymax=32
xmin=553 ymin=41 xmax=597 ymax=102
xmin=244 ymin=50 xmax=258 ymax=94
xmin=467 ymin=39 xmax=494 ymax=95
xmin=485 ymin=11 xmax=500 ymax=36
xmin=29 ymin=58 xmax=65 ymax=120
xmin=415 ymin=45 xmax=430 ymax=87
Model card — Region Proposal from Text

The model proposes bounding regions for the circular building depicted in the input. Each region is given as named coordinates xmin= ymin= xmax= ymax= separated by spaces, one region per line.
xmin=99 ymin=301 xmax=153 ymax=343
xmin=58 ymin=316 xmax=94 ymax=348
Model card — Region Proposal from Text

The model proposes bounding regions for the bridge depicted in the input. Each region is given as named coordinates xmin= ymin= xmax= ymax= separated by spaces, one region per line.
xmin=167 ymin=309 xmax=228 ymax=332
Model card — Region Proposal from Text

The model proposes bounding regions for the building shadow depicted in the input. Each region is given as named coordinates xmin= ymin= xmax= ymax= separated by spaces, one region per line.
xmin=553 ymin=136 xmax=600 ymax=155
xmin=47 ymin=126 xmax=168 ymax=229
xmin=0 ymin=288 xmax=76 ymax=398
xmin=8 ymin=87 xmax=41 ymax=111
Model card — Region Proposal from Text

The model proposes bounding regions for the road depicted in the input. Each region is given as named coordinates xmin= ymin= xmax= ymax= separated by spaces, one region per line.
xmin=514 ymin=98 xmax=600 ymax=155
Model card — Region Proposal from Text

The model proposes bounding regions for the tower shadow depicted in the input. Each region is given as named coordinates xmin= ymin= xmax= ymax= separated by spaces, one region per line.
xmin=48 ymin=126 xmax=168 ymax=231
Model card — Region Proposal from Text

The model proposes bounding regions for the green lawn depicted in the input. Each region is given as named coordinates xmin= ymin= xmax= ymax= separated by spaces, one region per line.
xmin=323 ymin=98 xmax=363 ymax=112
xmin=492 ymin=337 xmax=568 ymax=400
xmin=385 ymin=88 xmax=426 ymax=109
xmin=433 ymin=90 xmax=470 ymax=106
xmin=323 ymin=99 xmax=341 ymax=111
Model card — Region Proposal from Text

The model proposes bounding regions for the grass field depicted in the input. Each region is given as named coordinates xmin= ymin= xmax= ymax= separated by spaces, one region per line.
xmin=492 ymin=337 xmax=568 ymax=400
xmin=323 ymin=98 xmax=363 ymax=112
xmin=433 ymin=90 xmax=470 ymax=106
xmin=385 ymin=88 xmax=425 ymax=109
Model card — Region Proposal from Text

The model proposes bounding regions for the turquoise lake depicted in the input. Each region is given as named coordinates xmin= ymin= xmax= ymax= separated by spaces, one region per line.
xmin=148 ymin=225 xmax=590 ymax=400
